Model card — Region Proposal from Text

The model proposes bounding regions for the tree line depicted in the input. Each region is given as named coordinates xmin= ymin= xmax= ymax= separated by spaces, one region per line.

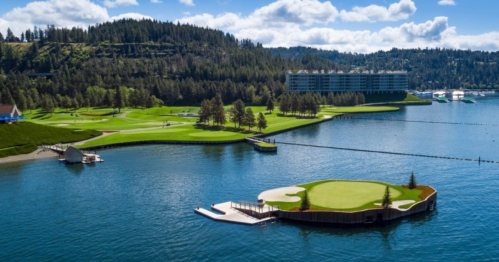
xmin=198 ymin=94 xmax=268 ymax=132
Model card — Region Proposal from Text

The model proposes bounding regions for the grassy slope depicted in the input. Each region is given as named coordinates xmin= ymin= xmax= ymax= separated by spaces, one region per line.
xmin=0 ymin=122 xmax=102 ymax=158
xmin=265 ymin=180 xmax=423 ymax=211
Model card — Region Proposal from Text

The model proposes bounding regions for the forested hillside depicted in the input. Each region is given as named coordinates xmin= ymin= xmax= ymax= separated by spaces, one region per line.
xmin=0 ymin=19 xmax=342 ymax=110
xmin=270 ymin=46 xmax=499 ymax=90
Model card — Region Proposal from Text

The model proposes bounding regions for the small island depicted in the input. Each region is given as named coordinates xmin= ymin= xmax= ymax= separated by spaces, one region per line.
xmin=260 ymin=177 xmax=436 ymax=224
xmin=195 ymin=173 xmax=437 ymax=225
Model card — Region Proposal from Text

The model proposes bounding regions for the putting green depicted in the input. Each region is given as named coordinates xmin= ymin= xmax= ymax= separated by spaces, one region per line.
xmin=188 ymin=131 xmax=237 ymax=138
xmin=309 ymin=181 xmax=402 ymax=209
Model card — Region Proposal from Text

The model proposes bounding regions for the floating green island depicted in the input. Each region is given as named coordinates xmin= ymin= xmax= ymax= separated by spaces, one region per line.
xmin=258 ymin=179 xmax=437 ymax=224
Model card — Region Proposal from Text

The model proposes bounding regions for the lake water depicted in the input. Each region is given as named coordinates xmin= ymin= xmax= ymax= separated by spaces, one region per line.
xmin=1 ymin=97 xmax=499 ymax=261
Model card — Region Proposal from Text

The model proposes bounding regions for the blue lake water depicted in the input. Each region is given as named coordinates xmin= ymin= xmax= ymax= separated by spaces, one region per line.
xmin=1 ymin=97 xmax=499 ymax=261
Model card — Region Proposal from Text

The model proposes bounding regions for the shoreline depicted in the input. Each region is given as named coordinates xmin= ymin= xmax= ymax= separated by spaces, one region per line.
xmin=0 ymin=148 xmax=59 ymax=165
xmin=0 ymin=116 xmax=335 ymax=165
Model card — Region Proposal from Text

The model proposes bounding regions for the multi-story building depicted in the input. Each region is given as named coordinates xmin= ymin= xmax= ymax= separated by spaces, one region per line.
xmin=285 ymin=70 xmax=408 ymax=94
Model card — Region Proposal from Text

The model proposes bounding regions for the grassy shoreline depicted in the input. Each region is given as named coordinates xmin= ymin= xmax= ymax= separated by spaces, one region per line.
xmin=0 ymin=105 xmax=399 ymax=157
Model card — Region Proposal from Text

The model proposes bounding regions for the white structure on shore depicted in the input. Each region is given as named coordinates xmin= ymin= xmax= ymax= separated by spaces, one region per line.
xmin=286 ymin=70 xmax=408 ymax=93
xmin=63 ymin=146 xmax=103 ymax=164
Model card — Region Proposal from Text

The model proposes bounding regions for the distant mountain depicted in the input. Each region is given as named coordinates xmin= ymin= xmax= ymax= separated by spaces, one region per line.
xmin=269 ymin=46 xmax=499 ymax=90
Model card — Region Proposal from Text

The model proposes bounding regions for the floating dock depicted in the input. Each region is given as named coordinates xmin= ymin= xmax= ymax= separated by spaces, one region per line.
xmin=194 ymin=201 xmax=277 ymax=225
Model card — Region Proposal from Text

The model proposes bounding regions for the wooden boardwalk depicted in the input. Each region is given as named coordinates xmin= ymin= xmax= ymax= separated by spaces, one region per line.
xmin=194 ymin=201 xmax=276 ymax=225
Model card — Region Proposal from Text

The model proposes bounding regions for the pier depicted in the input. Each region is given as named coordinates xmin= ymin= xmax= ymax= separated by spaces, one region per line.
xmin=194 ymin=201 xmax=277 ymax=225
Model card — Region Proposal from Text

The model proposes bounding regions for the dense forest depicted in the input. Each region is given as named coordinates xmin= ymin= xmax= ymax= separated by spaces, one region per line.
xmin=0 ymin=19 xmax=342 ymax=110
xmin=270 ymin=46 xmax=499 ymax=90
xmin=1 ymin=19 xmax=498 ymax=112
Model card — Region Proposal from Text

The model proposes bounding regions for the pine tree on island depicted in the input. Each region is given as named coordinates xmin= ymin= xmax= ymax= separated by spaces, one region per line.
xmin=408 ymin=171 xmax=417 ymax=189
xmin=300 ymin=190 xmax=310 ymax=211
xmin=382 ymin=186 xmax=391 ymax=209
xmin=257 ymin=112 xmax=267 ymax=132
xmin=266 ymin=98 xmax=274 ymax=113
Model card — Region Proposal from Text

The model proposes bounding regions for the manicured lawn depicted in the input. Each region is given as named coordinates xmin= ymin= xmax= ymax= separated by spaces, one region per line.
xmin=264 ymin=180 xmax=424 ymax=211
xmin=321 ymin=106 xmax=399 ymax=113
xmin=23 ymin=105 xmax=400 ymax=149
xmin=0 ymin=122 xmax=102 ymax=158
xmin=77 ymin=124 xmax=251 ymax=148
xmin=255 ymin=142 xmax=277 ymax=148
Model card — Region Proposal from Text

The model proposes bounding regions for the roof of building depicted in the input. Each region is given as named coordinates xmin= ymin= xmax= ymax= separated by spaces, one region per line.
xmin=0 ymin=105 xmax=14 ymax=114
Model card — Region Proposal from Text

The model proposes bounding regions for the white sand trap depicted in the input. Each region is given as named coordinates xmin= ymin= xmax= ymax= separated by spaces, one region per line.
xmin=323 ymin=115 xmax=332 ymax=119
xmin=375 ymin=200 xmax=416 ymax=209
xmin=258 ymin=186 xmax=305 ymax=202
xmin=57 ymin=124 xmax=69 ymax=126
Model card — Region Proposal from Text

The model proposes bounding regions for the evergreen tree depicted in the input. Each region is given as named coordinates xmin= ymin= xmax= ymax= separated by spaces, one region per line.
xmin=266 ymin=98 xmax=274 ymax=113
xmin=382 ymin=186 xmax=391 ymax=209
xmin=27 ymin=96 xmax=35 ymax=113
xmin=408 ymin=172 xmax=417 ymax=189
xmin=199 ymin=99 xmax=212 ymax=124
xmin=17 ymin=92 xmax=28 ymax=113
xmin=279 ymin=95 xmax=290 ymax=115
xmin=291 ymin=93 xmax=300 ymax=115
xmin=211 ymin=93 xmax=226 ymax=126
xmin=244 ymin=107 xmax=255 ymax=130
xmin=300 ymin=190 xmax=310 ymax=211
xmin=1 ymin=88 xmax=15 ymax=105
xmin=114 ymin=85 xmax=126 ymax=112
xmin=327 ymin=92 xmax=334 ymax=107
xmin=257 ymin=112 xmax=267 ymax=132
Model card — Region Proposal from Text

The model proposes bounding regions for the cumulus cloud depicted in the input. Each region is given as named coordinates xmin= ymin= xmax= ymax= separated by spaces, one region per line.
xmin=179 ymin=0 xmax=195 ymax=6
xmin=110 ymin=13 xmax=153 ymax=21
xmin=438 ymin=0 xmax=456 ymax=6
xmin=104 ymin=0 xmax=139 ymax=8
xmin=0 ymin=0 xmax=149 ymax=36
xmin=151 ymin=0 xmax=163 ymax=3
xmin=340 ymin=0 xmax=417 ymax=22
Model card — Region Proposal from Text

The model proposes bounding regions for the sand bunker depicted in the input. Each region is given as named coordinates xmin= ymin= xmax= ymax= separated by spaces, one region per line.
xmin=375 ymin=200 xmax=416 ymax=209
xmin=258 ymin=186 xmax=305 ymax=202
xmin=57 ymin=124 xmax=69 ymax=126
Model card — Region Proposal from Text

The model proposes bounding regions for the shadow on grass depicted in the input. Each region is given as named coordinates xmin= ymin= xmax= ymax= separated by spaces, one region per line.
xmin=276 ymin=113 xmax=320 ymax=119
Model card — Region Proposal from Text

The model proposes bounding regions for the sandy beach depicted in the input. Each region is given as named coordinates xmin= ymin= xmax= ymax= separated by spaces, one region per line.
xmin=0 ymin=149 xmax=58 ymax=165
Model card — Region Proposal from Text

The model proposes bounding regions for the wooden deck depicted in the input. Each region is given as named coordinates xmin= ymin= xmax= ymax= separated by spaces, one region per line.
xmin=194 ymin=201 xmax=276 ymax=225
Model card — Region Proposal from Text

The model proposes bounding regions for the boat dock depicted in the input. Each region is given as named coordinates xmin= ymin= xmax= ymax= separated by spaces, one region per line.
xmin=195 ymin=201 xmax=277 ymax=225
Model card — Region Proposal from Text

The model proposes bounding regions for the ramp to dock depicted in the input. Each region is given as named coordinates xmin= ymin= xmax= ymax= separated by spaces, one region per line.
xmin=194 ymin=201 xmax=275 ymax=225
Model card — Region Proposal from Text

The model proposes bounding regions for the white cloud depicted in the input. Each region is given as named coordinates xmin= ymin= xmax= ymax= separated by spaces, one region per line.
xmin=340 ymin=0 xmax=417 ymax=22
xmin=110 ymin=13 xmax=153 ymax=21
xmin=151 ymin=0 xmax=163 ymax=3
xmin=0 ymin=0 xmax=150 ymax=36
xmin=179 ymin=0 xmax=195 ymax=6
xmin=438 ymin=0 xmax=456 ymax=6
xmin=104 ymin=0 xmax=139 ymax=8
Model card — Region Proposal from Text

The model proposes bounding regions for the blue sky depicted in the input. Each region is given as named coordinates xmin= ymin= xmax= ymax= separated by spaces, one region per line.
xmin=1 ymin=0 xmax=498 ymax=53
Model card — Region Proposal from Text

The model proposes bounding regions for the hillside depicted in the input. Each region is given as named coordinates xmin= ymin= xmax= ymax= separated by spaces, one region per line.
xmin=270 ymin=46 xmax=499 ymax=90
xmin=0 ymin=122 xmax=102 ymax=158
xmin=0 ymin=19 xmax=342 ymax=110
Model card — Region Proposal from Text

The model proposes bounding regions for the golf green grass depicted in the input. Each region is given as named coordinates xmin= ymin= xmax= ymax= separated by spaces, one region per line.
xmin=309 ymin=181 xmax=401 ymax=209
xmin=264 ymin=180 xmax=423 ymax=211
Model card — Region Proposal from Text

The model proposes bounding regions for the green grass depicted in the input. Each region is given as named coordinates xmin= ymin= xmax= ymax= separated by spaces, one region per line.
xmin=26 ymin=105 xmax=400 ymax=149
xmin=321 ymin=106 xmax=399 ymax=113
xmin=265 ymin=180 xmax=423 ymax=211
xmin=0 ymin=122 xmax=102 ymax=158
xmin=77 ymin=124 xmax=251 ymax=148
xmin=255 ymin=142 xmax=277 ymax=148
